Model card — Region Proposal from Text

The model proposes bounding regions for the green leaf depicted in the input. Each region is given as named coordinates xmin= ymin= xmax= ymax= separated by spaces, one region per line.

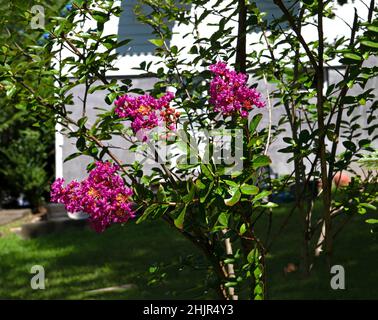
xmin=247 ymin=248 xmax=258 ymax=263
xmin=148 ymin=39 xmax=164 ymax=47
xmin=200 ymin=181 xmax=214 ymax=203
xmin=89 ymin=146 xmax=98 ymax=157
xmin=366 ymin=219 xmax=378 ymax=224
xmin=217 ymin=212 xmax=229 ymax=227
xmin=239 ymin=223 xmax=247 ymax=235
xmin=253 ymin=190 xmax=272 ymax=202
xmin=343 ymin=53 xmax=362 ymax=61
xmin=195 ymin=179 xmax=206 ymax=190
xmin=92 ymin=11 xmax=108 ymax=23
xmin=249 ymin=113 xmax=263 ymax=134
xmin=6 ymin=85 xmax=16 ymax=98
xmin=15 ymin=103 xmax=26 ymax=111
xmin=136 ymin=204 xmax=159 ymax=224
xmin=254 ymin=266 xmax=262 ymax=279
xmin=224 ymin=282 xmax=238 ymax=288
xmin=343 ymin=141 xmax=356 ymax=152
xmin=361 ymin=40 xmax=378 ymax=49
xmin=360 ymin=203 xmax=377 ymax=211
xmin=224 ymin=258 xmax=235 ymax=264
xmin=157 ymin=184 xmax=166 ymax=202
xmin=183 ymin=181 xmax=195 ymax=203
xmin=200 ymin=164 xmax=213 ymax=180
xmin=225 ymin=189 xmax=241 ymax=206
xmin=78 ymin=116 xmax=88 ymax=128
xmin=260 ymin=201 xmax=278 ymax=208
xmin=367 ymin=25 xmax=378 ymax=33
xmin=240 ymin=183 xmax=259 ymax=195
xmin=299 ymin=129 xmax=310 ymax=143
xmin=64 ymin=152 xmax=82 ymax=162
xmin=76 ymin=137 xmax=86 ymax=151
xmin=224 ymin=180 xmax=239 ymax=187
xmin=174 ymin=205 xmax=188 ymax=229
xmin=252 ymin=155 xmax=271 ymax=169
xmin=254 ymin=284 xmax=263 ymax=295
xmin=105 ymin=92 xmax=117 ymax=105
xmin=115 ymin=39 xmax=132 ymax=48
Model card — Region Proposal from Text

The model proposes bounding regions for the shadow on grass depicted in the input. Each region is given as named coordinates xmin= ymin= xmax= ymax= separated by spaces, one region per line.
xmin=0 ymin=220 xmax=216 ymax=299
xmin=0 ymin=204 xmax=377 ymax=299
xmin=263 ymin=204 xmax=378 ymax=299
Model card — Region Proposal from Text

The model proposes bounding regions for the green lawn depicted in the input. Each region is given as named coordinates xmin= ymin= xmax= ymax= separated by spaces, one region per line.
xmin=0 ymin=218 xmax=214 ymax=299
xmin=0 ymin=205 xmax=377 ymax=300
xmin=261 ymin=204 xmax=378 ymax=299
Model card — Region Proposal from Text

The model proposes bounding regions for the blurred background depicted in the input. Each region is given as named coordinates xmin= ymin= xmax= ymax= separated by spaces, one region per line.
xmin=0 ymin=0 xmax=65 ymax=212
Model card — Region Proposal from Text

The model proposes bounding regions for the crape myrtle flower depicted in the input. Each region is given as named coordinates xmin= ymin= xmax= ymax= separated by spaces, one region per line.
xmin=114 ymin=91 xmax=179 ymax=141
xmin=51 ymin=161 xmax=134 ymax=233
xmin=209 ymin=61 xmax=265 ymax=117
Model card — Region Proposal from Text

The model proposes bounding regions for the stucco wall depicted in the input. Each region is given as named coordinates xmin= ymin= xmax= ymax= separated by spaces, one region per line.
xmin=58 ymin=59 xmax=378 ymax=180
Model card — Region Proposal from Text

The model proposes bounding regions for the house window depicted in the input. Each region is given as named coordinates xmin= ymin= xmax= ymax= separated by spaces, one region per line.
xmin=117 ymin=0 xmax=156 ymax=56
xmin=255 ymin=0 xmax=299 ymax=24
xmin=117 ymin=0 xmax=175 ymax=56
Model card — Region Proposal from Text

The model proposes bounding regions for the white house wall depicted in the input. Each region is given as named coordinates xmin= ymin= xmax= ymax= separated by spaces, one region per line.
xmin=57 ymin=1 xmax=370 ymax=76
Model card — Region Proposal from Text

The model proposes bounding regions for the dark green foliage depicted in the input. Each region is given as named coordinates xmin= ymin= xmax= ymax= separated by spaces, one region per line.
xmin=0 ymin=129 xmax=50 ymax=209
xmin=0 ymin=0 xmax=67 ymax=208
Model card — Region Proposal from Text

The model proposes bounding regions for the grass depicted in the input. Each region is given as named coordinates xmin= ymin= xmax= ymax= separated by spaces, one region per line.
xmin=261 ymin=203 xmax=378 ymax=299
xmin=0 ymin=218 xmax=214 ymax=300
xmin=0 ymin=204 xmax=377 ymax=300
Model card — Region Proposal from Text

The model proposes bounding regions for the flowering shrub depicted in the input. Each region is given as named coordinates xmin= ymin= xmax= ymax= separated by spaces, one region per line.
xmin=46 ymin=51 xmax=269 ymax=299
xmin=209 ymin=61 xmax=265 ymax=117
xmin=52 ymin=63 xmax=265 ymax=233
xmin=51 ymin=161 xmax=134 ymax=232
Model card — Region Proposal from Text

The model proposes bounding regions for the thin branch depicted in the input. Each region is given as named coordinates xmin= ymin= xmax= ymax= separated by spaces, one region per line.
xmin=272 ymin=0 xmax=319 ymax=73
xmin=222 ymin=229 xmax=238 ymax=300
xmin=263 ymin=74 xmax=272 ymax=156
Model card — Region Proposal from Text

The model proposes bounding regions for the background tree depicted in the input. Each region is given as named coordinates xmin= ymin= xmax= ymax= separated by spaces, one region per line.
xmin=0 ymin=0 xmax=67 ymax=209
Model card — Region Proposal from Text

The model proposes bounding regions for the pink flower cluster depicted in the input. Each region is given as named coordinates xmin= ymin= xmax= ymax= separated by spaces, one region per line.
xmin=209 ymin=61 xmax=265 ymax=117
xmin=50 ymin=161 xmax=134 ymax=233
xmin=114 ymin=91 xmax=179 ymax=140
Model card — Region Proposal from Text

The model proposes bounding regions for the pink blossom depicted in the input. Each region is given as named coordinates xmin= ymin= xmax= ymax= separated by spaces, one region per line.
xmin=50 ymin=161 xmax=134 ymax=233
xmin=114 ymin=91 xmax=179 ymax=140
xmin=209 ymin=61 xmax=265 ymax=117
